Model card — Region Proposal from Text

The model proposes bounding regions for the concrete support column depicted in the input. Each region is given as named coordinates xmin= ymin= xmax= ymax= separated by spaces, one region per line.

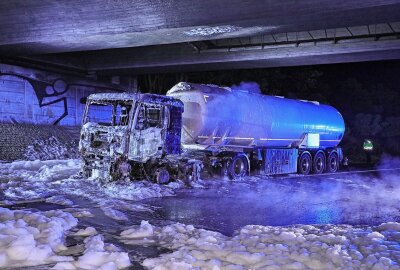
xmin=126 ymin=75 xmax=138 ymax=93
xmin=116 ymin=75 xmax=138 ymax=93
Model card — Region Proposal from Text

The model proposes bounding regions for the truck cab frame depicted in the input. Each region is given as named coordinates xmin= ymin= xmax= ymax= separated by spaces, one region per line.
xmin=79 ymin=93 xmax=200 ymax=184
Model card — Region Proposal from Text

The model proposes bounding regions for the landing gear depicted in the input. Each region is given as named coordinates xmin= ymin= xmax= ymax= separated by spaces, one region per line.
xmin=326 ymin=152 xmax=339 ymax=173
xmin=298 ymin=152 xmax=312 ymax=175
xmin=313 ymin=152 xmax=325 ymax=174
xmin=228 ymin=154 xmax=249 ymax=179
xmin=183 ymin=161 xmax=202 ymax=186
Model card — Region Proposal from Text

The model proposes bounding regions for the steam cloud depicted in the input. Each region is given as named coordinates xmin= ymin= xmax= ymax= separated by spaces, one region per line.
xmin=231 ymin=81 xmax=261 ymax=94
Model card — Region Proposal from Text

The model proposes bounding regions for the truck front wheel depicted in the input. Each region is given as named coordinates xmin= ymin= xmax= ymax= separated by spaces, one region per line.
xmin=153 ymin=167 xmax=170 ymax=184
xmin=228 ymin=154 xmax=249 ymax=179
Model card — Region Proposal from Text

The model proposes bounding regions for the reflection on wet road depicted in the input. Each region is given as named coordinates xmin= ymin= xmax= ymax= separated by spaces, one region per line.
xmin=142 ymin=169 xmax=400 ymax=235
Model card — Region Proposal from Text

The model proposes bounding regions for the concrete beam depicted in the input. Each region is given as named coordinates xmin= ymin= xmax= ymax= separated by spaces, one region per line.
xmin=0 ymin=63 xmax=125 ymax=91
xmin=0 ymin=54 xmax=87 ymax=76
xmin=1 ymin=0 xmax=400 ymax=54
xmin=84 ymin=38 xmax=400 ymax=73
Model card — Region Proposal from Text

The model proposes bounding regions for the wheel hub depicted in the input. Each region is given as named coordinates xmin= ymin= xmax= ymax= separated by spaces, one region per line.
xmin=233 ymin=159 xmax=245 ymax=175
xmin=154 ymin=168 xmax=170 ymax=184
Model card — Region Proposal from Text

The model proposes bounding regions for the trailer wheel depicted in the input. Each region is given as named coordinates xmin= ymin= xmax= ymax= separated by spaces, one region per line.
xmin=228 ymin=154 xmax=249 ymax=179
xmin=298 ymin=152 xmax=312 ymax=175
xmin=327 ymin=152 xmax=339 ymax=173
xmin=153 ymin=167 xmax=170 ymax=184
xmin=313 ymin=152 xmax=325 ymax=174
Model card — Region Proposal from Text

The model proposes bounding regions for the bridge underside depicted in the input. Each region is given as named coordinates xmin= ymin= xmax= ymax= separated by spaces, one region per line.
xmin=0 ymin=1 xmax=400 ymax=74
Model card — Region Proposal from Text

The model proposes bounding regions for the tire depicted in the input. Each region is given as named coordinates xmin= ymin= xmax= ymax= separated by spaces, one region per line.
xmin=153 ymin=167 xmax=170 ymax=184
xmin=327 ymin=152 xmax=339 ymax=173
xmin=313 ymin=152 xmax=325 ymax=174
xmin=228 ymin=154 xmax=249 ymax=179
xmin=298 ymin=152 xmax=312 ymax=175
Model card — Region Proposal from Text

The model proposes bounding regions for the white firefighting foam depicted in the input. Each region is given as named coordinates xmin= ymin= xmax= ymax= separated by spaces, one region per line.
xmin=0 ymin=207 xmax=130 ymax=269
xmin=120 ymin=221 xmax=400 ymax=270
xmin=2 ymin=158 xmax=400 ymax=269
xmin=0 ymin=159 xmax=185 ymax=220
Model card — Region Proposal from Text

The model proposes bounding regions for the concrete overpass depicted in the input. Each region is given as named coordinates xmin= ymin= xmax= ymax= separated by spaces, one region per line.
xmin=0 ymin=0 xmax=400 ymax=75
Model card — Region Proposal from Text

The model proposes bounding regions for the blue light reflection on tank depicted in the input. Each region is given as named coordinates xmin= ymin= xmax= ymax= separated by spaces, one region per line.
xmin=168 ymin=83 xmax=345 ymax=149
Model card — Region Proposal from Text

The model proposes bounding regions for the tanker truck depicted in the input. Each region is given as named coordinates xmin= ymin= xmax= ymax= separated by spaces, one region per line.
xmin=79 ymin=82 xmax=345 ymax=183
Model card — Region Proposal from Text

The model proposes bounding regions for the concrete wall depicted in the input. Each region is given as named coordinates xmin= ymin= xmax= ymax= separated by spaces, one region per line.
xmin=0 ymin=123 xmax=81 ymax=161
xmin=0 ymin=64 xmax=125 ymax=161
xmin=0 ymin=74 xmax=107 ymax=126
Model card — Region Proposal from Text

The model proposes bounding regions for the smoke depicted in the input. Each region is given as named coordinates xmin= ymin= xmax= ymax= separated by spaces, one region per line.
xmin=186 ymin=153 xmax=400 ymax=235
xmin=231 ymin=81 xmax=261 ymax=94
xmin=377 ymin=153 xmax=400 ymax=169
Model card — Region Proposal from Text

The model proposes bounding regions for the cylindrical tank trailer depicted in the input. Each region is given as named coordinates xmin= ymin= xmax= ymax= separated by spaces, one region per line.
xmin=167 ymin=82 xmax=345 ymax=177
xmin=79 ymin=82 xmax=346 ymax=183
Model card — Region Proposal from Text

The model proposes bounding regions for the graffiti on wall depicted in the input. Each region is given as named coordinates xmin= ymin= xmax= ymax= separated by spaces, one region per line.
xmin=0 ymin=71 xmax=116 ymax=126
xmin=0 ymin=72 xmax=71 ymax=125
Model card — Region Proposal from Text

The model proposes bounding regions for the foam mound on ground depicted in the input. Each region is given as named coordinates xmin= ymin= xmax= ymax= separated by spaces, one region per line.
xmin=53 ymin=235 xmax=130 ymax=270
xmin=120 ymin=221 xmax=400 ymax=270
xmin=0 ymin=207 xmax=131 ymax=269
xmin=0 ymin=159 xmax=186 ymax=220
xmin=0 ymin=207 xmax=77 ymax=268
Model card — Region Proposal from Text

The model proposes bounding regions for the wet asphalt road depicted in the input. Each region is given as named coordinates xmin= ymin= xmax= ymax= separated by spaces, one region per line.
xmin=141 ymin=167 xmax=400 ymax=235
xmin=57 ymin=166 xmax=400 ymax=269
xmin=4 ymin=166 xmax=400 ymax=269
xmin=9 ymin=166 xmax=400 ymax=237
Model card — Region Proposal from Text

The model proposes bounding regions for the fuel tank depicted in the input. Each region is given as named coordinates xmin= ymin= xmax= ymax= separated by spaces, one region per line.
xmin=167 ymin=82 xmax=345 ymax=149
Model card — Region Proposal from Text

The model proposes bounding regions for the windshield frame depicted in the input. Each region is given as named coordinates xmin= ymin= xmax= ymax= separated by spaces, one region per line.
xmin=83 ymin=99 xmax=135 ymax=127
xmin=133 ymin=102 xmax=168 ymax=131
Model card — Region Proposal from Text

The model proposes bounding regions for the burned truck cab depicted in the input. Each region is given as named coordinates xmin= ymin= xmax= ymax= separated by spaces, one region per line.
xmin=79 ymin=93 xmax=199 ymax=183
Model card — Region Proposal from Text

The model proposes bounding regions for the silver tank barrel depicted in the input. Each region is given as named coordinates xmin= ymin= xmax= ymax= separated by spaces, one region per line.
xmin=167 ymin=82 xmax=345 ymax=149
